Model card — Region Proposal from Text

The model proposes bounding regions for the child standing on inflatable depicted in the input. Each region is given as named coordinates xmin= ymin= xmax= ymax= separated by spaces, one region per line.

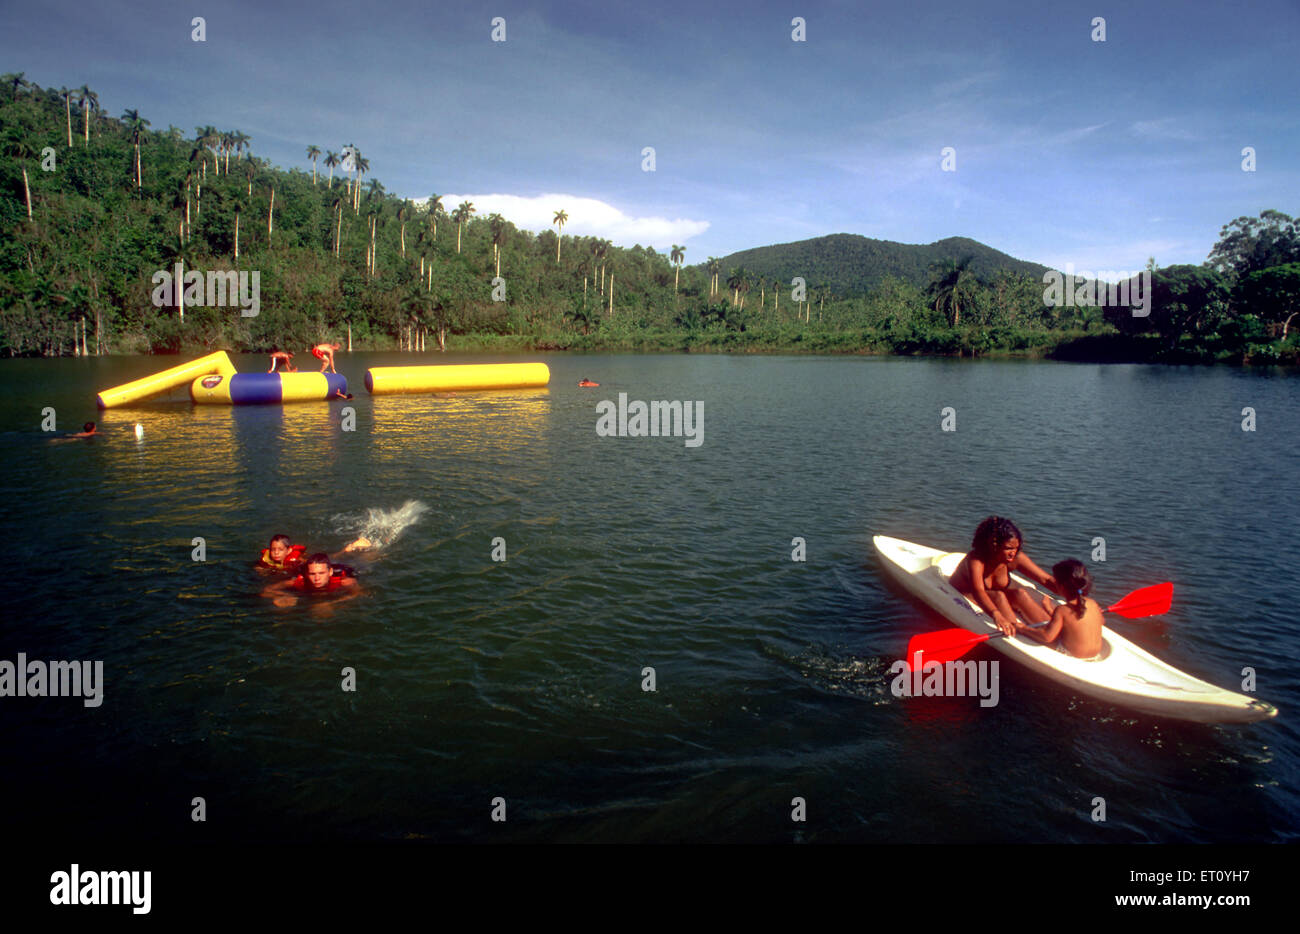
xmin=947 ymin=516 xmax=1060 ymax=636
xmin=268 ymin=350 xmax=296 ymax=373
xmin=311 ymin=342 xmax=341 ymax=373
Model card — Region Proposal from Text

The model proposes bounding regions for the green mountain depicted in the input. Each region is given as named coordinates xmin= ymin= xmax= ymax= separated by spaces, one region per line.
xmin=715 ymin=233 xmax=1052 ymax=296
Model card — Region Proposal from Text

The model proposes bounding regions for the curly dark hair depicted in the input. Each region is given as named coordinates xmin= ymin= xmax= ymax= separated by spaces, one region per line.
xmin=972 ymin=516 xmax=1023 ymax=560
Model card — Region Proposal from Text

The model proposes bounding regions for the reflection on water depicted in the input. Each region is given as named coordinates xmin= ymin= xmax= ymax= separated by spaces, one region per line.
xmin=0 ymin=353 xmax=1296 ymax=844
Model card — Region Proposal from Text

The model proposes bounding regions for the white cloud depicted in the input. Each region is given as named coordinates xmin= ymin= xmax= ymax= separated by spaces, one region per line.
xmin=1130 ymin=119 xmax=1199 ymax=141
xmin=424 ymin=193 xmax=709 ymax=248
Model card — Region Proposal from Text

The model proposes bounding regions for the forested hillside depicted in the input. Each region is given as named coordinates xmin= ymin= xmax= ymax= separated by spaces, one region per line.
xmin=718 ymin=234 xmax=1051 ymax=295
xmin=1 ymin=72 xmax=1296 ymax=364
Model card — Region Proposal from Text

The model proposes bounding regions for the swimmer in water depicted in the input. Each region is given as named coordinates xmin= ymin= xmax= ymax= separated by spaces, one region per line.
xmin=578 ymin=378 xmax=599 ymax=387
xmin=261 ymin=552 xmax=361 ymax=607
xmin=51 ymin=422 xmax=97 ymax=442
xmin=257 ymin=534 xmax=307 ymax=571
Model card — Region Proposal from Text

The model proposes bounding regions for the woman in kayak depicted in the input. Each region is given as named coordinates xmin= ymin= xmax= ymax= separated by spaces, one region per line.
xmin=948 ymin=516 xmax=1060 ymax=636
xmin=1015 ymin=559 xmax=1104 ymax=660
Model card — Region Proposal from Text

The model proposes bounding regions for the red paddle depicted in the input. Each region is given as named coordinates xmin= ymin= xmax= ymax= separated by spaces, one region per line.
xmin=904 ymin=583 xmax=1173 ymax=670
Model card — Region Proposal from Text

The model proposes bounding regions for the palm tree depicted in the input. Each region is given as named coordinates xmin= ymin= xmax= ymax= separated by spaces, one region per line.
xmin=927 ymin=256 xmax=979 ymax=327
xmin=353 ymin=155 xmax=370 ymax=213
xmin=452 ymin=201 xmax=475 ymax=253
xmin=331 ymin=197 xmax=343 ymax=256
xmin=366 ymin=178 xmax=385 ymax=202
xmin=233 ymin=131 xmax=250 ymax=163
xmin=707 ymin=257 xmax=721 ymax=297
xmin=3 ymin=72 xmax=29 ymax=102
xmin=7 ymin=138 xmax=35 ymax=220
xmin=552 ymin=209 xmax=568 ymax=263
xmin=195 ymin=126 xmax=219 ymax=176
xmin=489 ymin=214 xmax=507 ymax=277
xmin=727 ymin=267 xmax=744 ymax=305
xmin=670 ymin=245 xmax=685 ymax=292
xmin=221 ymin=131 xmax=236 ymax=174
xmin=427 ymin=194 xmax=443 ymax=239
xmin=324 ymin=151 xmax=340 ymax=188
xmin=306 ymin=145 xmax=321 ymax=185
xmin=59 ymin=87 xmax=74 ymax=146
xmin=398 ymin=202 xmax=411 ymax=257
xmin=78 ymin=86 xmax=100 ymax=146
xmin=593 ymin=239 xmax=610 ymax=293
xmin=122 ymin=109 xmax=150 ymax=188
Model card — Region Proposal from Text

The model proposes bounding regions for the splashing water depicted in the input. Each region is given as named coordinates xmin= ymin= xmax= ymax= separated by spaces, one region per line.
xmin=331 ymin=500 xmax=428 ymax=549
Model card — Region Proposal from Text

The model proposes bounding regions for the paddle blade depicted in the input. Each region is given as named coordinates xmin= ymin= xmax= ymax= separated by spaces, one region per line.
xmin=1106 ymin=582 xmax=1173 ymax=619
xmin=905 ymin=628 xmax=992 ymax=670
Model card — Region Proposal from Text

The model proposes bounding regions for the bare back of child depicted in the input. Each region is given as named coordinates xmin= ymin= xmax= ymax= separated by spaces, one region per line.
xmin=1017 ymin=559 xmax=1104 ymax=659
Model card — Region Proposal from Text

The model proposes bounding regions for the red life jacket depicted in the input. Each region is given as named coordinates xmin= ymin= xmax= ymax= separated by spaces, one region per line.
xmin=290 ymin=565 xmax=354 ymax=593
xmin=259 ymin=544 xmax=306 ymax=569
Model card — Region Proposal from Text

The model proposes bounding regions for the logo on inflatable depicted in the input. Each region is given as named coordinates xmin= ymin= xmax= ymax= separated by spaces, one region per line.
xmin=200 ymin=375 xmax=224 ymax=389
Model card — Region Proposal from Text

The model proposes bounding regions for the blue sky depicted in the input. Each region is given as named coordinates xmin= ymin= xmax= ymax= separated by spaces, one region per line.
xmin=3 ymin=0 xmax=1297 ymax=272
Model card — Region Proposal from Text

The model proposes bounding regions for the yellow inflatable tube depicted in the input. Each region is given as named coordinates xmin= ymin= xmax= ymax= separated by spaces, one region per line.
xmin=97 ymin=351 xmax=237 ymax=409
xmin=189 ymin=371 xmax=348 ymax=405
xmin=365 ymin=362 xmax=550 ymax=394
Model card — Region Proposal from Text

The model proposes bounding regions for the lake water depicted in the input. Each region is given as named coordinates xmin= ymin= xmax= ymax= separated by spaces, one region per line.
xmin=1 ymin=352 xmax=1296 ymax=843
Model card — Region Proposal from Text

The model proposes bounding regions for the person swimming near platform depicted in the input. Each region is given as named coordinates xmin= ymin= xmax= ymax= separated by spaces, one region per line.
xmin=1014 ymin=559 xmax=1104 ymax=660
xmin=50 ymin=422 xmax=97 ymax=442
xmin=948 ymin=516 xmax=1061 ymax=636
xmin=261 ymin=552 xmax=361 ymax=607
xmin=578 ymin=378 xmax=600 ymax=387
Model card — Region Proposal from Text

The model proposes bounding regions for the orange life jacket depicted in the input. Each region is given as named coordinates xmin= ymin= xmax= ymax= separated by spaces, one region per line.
xmin=259 ymin=544 xmax=306 ymax=569
xmin=290 ymin=564 xmax=354 ymax=593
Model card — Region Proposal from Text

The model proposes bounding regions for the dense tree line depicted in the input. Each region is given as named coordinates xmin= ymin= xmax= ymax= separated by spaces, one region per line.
xmin=1 ymin=74 xmax=1296 ymax=364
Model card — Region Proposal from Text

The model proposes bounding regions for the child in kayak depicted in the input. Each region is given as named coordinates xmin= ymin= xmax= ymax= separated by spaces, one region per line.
xmin=948 ymin=516 xmax=1060 ymax=636
xmin=261 ymin=552 xmax=361 ymax=607
xmin=1015 ymin=559 xmax=1104 ymax=660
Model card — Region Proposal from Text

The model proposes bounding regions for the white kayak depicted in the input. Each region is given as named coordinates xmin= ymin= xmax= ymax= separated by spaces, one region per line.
xmin=873 ymin=536 xmax=1278 ymax=724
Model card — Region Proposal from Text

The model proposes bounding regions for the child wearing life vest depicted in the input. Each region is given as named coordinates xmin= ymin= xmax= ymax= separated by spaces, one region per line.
xmin=257 ymin=534 xmax=307 ymax=571
xmin=262 ymin=552 xmax=360 ymax=607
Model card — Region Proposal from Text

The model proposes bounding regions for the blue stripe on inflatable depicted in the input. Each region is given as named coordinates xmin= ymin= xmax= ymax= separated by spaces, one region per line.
xmin=326 ymin=373 xmax=348 ymax=396
xmin=229 ymin=374 xmax=285 ymax=405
